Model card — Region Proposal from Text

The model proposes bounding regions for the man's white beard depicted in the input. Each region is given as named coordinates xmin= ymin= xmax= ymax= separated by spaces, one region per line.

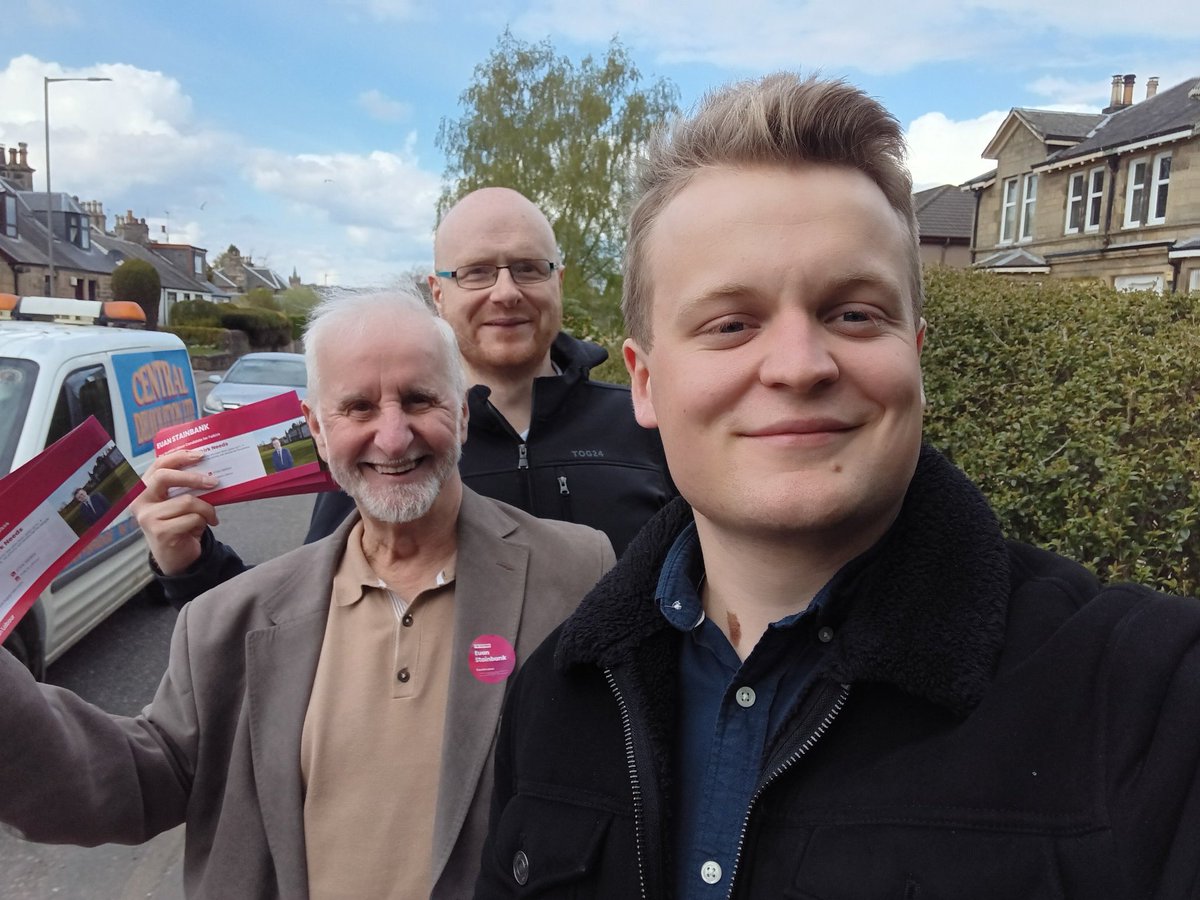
xmin=327 ymin=427 xmax=462 ymax=525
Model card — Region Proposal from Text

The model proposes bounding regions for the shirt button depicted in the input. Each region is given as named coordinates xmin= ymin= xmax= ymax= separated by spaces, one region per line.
xmin=700 ymin=860 xmax=722 ymax=884
xmin=818 ymin=625 xmax=835 ymax=643
xmin=735 ymin=686 xmax=756 ymax=708
xmin=396 ymin=668 xmax=410 ymax=683
xmin=401 ymin=613 xmax=414 ymax=627
xmin=512 ymin=850 xmax=530 ymax=885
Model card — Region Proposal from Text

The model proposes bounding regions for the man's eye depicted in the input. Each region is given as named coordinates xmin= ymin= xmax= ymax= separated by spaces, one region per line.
xmin=713 ymin=320 xmax=747 ymax=334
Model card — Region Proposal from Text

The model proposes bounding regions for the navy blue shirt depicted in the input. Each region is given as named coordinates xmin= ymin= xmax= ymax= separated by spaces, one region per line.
xmin=658 ymin=523 xmax=837 ymax=900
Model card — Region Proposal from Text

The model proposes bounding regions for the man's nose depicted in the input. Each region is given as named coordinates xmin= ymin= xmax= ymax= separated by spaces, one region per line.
xmin=374 ymin=405 xmax=415 ymax=456
xmin=489 ymin=267 xmax=522 ymax=304
xmin=757 ymin=313 xmax=840 ymax=390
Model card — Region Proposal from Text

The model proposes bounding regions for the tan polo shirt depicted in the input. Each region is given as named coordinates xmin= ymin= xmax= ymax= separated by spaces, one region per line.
xmin=301 ymin=520 xmax=456 ymax=900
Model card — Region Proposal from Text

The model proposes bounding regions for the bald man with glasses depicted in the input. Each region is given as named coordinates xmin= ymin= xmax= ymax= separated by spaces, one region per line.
xmin=135 ymin=187 xmax=673 ymax=608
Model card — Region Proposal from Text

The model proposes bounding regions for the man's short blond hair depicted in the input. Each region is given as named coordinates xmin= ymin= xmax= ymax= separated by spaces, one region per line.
xmin=622 ymin=73 xmax=922 ymax=346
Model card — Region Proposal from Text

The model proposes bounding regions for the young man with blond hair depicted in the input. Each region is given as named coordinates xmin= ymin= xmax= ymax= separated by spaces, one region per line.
xmin=477 ymin=74 xmax=1200 ymax=898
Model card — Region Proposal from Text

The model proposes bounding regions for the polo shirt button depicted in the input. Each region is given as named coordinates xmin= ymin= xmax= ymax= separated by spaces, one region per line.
xmin=735 ymin=686 xmax=756 ymax=708
xmin=402 ymin=613 xmax=414 ymax=627
xmin=397 ymin=668 xmax=410 ymax=683
xmin=818 ymin=626 xmax=835 ymax=643
xmin=512 ymin=850 xmax=530 ymax=885
xmin=700 ymin=860 xmax=722 ymax=884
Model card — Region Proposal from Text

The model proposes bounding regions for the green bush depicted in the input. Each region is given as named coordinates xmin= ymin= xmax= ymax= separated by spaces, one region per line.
xmin=171 ymin=298 xmax=221 ymax=327
xmin=563 ymin=304 xmax=627 ymax=385
xmin=165 ymin=325 xmax=225 ymax=346
xmin=111 ymin=258 xmax=162 ymax=330
xmin=287 ymin=314 xmax=307 ymax=342
xmin=218 ymin=305 xmax=292 ymax=350
xmin=922 ymin=268 xmax=1199 ymax=596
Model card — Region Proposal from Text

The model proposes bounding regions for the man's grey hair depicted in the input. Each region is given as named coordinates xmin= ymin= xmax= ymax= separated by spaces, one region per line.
xmin=622 ymin=72 xmax=921 ymax=346
xmin=303 ymin=290 xmax=466 ymax=401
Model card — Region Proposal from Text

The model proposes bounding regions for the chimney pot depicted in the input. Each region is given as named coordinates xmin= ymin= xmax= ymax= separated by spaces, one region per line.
xmin=1110 ymin=74 xmax=1123 ymax=107
xmin=1122 ymin=74 xmax=1136 ymax=106
xmin=17 ymin=142 xmax=28 ymax=166
xmin=1146 ymin=77 xmax=1159 ymax=99
xmin=7 ymin=148 xmax=15 ymax=166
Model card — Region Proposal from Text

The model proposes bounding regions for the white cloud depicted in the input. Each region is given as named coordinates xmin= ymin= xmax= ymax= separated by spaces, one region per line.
xmin=358 ymin=89 xmax=413 ymax=123
xmin=513 ymin=0 xmax=1199 ymax=75
xmin=335 ymin=0 xmax=419 ymax=21
xmin=905 ymin=110 xmax=1007 ymax=189
xmin=0 ymin=55 xmax=442 ymax=286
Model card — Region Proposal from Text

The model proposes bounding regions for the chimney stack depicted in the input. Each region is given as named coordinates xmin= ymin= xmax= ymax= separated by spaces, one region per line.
xmin=1122 ymin=74 xmax=1136 ymax=107
xmin=1146 ymin=77 xmax=1159 ymax=100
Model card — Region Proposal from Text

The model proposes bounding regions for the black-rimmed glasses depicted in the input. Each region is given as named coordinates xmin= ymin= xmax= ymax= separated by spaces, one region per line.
xmin=435 ymin=259 xmax=560 ymax=290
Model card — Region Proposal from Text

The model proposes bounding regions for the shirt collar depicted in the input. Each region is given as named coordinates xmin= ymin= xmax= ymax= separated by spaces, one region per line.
xmin=332 ymin=520 xmax=456 ymax=608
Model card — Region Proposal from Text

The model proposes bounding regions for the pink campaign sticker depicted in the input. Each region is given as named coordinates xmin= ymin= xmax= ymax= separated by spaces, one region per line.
xmin=469 ymin=634 xmax=516 ymax=684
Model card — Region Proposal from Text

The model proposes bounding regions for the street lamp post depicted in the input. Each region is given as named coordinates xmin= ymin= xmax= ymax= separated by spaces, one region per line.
xmin=44 ymin=75 xmax=112 ymax=297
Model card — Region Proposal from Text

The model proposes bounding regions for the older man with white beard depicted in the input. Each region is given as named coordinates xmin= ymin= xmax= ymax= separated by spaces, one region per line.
xmin=0 ymin=291 xmax=614 ymax=900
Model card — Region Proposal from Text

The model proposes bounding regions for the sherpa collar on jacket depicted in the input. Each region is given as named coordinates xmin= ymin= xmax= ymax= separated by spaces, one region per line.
xmin=555 ymin=444 xmax=1012 ymax=718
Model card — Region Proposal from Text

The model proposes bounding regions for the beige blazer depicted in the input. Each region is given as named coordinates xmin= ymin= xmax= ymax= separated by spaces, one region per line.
xmin=0 ymin=488 xmax=615 ymax=899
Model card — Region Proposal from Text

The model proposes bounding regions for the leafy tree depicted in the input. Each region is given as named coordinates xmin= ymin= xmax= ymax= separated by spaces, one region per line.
xmin=111 ymin=258 xmax=162 ymax=330
xmin=437 ymin=30 xmax=680 ymax=325
xmin=242 ymin=287 xmax=281 ymax=311
xmin=277 ymin=285 xmax=321 ymax=316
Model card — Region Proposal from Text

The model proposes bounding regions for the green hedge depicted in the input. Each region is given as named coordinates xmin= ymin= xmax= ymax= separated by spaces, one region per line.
xmin=922 ymin=268 xmax=1199 ymax=596
xmin=165 ymin=325 xmax=224 ymax=346
xmin=217 ymin=305 xmax=292 ymax=350
xmin=171 ymin=298 xmax=222 ymax=327
xmin=567 ymin=270 xmax=1199 ymax=596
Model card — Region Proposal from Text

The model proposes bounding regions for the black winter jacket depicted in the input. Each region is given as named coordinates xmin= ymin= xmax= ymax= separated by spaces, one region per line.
xmin=478 ymin=446 xmax=1200 ymax=899
xmin=159 ymin=333 xmax=672 ymax=605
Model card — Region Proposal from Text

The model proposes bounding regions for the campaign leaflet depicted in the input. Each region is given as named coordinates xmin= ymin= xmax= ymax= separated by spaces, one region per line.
xmin=0 ymin=417 xmax=143 ymax=644
xmin=153 ymin=391 xmax=335 ymax=506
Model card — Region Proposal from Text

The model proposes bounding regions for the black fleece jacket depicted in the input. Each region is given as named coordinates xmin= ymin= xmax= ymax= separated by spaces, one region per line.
xmin=158 ymin=333 xmax=672 ymax=606
xmin=478 ymin=446 xmax=1200 ymax=899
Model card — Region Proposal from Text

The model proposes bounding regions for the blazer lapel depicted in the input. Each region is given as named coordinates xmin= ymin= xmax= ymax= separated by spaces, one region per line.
xmin=430 ymin=490 xmax=528 ymax=886
xmin=243 ymin=516 xmax=356 ymax=900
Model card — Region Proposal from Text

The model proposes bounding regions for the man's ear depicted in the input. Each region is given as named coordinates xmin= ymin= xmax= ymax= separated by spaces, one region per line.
xmin=459 ymin=394 xmax=470 ymax=445
xmin=623 ymin=338 xmax=658 ymax=429
xmin=916 ymin=316 xmax=927 ymax=354
xmin=429 ymin=273 xmax=443 ymax=315
xmin=302 ymin=400 xmax=326 ymax=459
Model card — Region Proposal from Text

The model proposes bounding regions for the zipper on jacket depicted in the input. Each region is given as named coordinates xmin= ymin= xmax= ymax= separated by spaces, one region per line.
xmin=558 ymin=475 xmax=569 ymax=495
xmin=604 ymin=668 xmax=649 ymax=900
xmin=725 ymin=683 xmax=850 ymax=899
xmin=518 ymin=443 xmax=528 ymax=470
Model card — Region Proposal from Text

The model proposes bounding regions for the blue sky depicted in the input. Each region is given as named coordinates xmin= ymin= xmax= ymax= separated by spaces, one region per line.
xmin=3 ymin=0 xmax=1196 ymax=287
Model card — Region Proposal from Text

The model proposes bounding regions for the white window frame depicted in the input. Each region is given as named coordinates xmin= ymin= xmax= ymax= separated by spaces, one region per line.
xmin=1085 ymin=167 xmax=1104 ymax=232
xmin=1124 ymin=157 xmax=1149 ymax=227
xmin=999 ymin=176 xmax=1019 ymax=244
xmin=1064 ymin=172 xmax=1085 ymax=234
xmin=1019 ymin=173 xmax=1038 ymax=242
xmin=1114 ymin=273 xmax=1164 ymax=293
xmin=1148 ymin=151 xmax=1171 ymax=225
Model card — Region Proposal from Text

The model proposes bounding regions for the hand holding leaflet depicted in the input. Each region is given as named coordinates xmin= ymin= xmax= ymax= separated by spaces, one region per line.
xmin=153 ymin=391 xmax=335 ymax=505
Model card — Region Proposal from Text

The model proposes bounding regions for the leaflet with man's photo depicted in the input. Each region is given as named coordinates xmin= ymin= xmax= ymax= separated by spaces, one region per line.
xmin=0 ymin=417 xmax=143 ymax=644
xmin=153 ymin=391 xmax=335 ymax=506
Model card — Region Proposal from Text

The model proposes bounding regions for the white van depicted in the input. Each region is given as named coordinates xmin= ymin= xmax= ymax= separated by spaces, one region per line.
xmin=0 ymin=294 xmax=199 ymax=678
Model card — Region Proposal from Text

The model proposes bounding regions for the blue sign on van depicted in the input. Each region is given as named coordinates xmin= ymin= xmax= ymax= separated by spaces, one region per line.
xmin=110 ymin=349 xmax=198 ymax=456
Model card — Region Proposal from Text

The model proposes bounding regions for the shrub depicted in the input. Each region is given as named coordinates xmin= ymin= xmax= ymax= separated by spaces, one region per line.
xmin=165 ymin=325 xmax=225 ymax=346
xmin=171 ymin=298 xmax=221 ymax=327
xmin=217 ymin=305 xmax=292 ymax=350
xmin=922 ymin=268 xmax=1200 ymax=596
xmin=111 ymin=258 xmax=162 ymax=330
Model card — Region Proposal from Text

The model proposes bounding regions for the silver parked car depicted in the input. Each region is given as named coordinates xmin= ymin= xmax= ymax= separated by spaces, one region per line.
xmin=202 ymin=351 xmax=307 ymax=415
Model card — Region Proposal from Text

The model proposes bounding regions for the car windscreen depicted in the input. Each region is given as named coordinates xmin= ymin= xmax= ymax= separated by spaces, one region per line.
xmin=224 ymin=358 xmax=307 ymax=388
xmin=0 ymin=357 xmax=40 ymax=477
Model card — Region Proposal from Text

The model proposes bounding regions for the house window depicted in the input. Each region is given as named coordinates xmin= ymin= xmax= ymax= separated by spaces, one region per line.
xmin=1085 ymin=167 xmax=1104 ymax=232
xmin=1149 ymin=152 xmax=1171 ymax=224
xmin=1000 ymin=177 xmax=1019 ymax=244
xmin=1125 ymin=152 xmax=1172 ymax=227
xmin=193 ymin=252 xmax=204 ymax=275
xmin=1066 ymin=168 xmax=1105 ymax=234
xmin=1 ymin=193 xmax=15 ymax=238
xmin=66 ymin=213 xmax=90 ymax=249
xmin=1019 ymin=174 xmax=1038 ymax=242
xmin=1065 ymin=172 xmax=1086 ymax=233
